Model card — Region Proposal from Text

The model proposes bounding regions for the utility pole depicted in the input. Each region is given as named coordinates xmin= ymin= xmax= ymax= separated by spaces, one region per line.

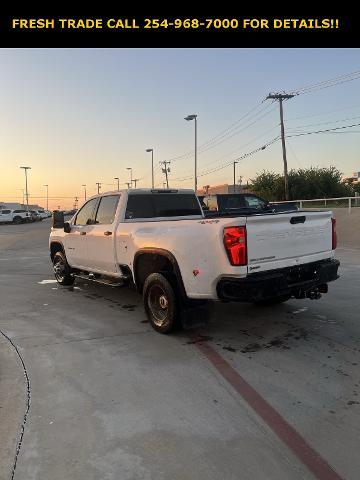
xmin=82 ymin=184 xmax=87 ymax=201
xmin=96 ymin=182 xmax=101 ymax=194
xmin=266 ymin=93 xmax=294 ymax=200
xmin=20 ymin=166 xmax=31 ymax=211
xmin=44 ymin=184 xmax=49 ymax=210
xmin=233 ymin=161 xmax=238 ymax=193
xmin=132 ymin=179 xmax=139 ymax=188
xmin=160 ymin=161 xmax=170 ymax=189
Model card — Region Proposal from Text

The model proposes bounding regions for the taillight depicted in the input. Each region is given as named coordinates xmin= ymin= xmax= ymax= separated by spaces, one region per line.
xmin=223 ymin=226 xmax=247 ymax=266
xmin=331 ymin=218 xmax=337 ymax=250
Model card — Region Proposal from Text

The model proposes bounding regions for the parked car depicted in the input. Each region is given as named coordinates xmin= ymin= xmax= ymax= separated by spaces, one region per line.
xmin=0 ymin=209 xmax=31 ymax=224
xmin=34 ymin=209 xmax=49 ymax=220
xmin=198 ymin=194 xmax=299 ymax=217
xmin=198 ymin=193 xmax=273 ymax=217
xmin=50 ymin=189 xmax=339 ymax=334
xmin=269 ymin=202 xmax=299 ymax=213
xmin=29 ymin=210 xmax=42 ymax=222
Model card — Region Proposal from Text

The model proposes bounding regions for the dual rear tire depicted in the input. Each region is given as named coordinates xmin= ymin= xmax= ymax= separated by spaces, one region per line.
xmin=143 ymin=273 xmax=180 ymax=334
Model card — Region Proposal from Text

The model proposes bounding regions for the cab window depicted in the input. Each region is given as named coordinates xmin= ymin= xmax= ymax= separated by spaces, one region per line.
xmin=244 ymin=195 xmax=268 ymax=210
xmin=206 ymin=196 xmax=218 ymax=211
xmin=74 ymin=198 xmax=98 ymax=225
xmin=94 ymin=195 xmax=120 ymax=225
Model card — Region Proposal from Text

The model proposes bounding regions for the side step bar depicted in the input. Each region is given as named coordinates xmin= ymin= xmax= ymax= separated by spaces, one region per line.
xmin=73 ymin=273 xmax=128 ymax=287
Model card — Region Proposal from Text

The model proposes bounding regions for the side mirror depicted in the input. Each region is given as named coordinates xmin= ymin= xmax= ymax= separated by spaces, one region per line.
xmin=64 ymin=222 xmax=71 ymax=233
xmin=53 ymin=210 xmax=64 ymax=228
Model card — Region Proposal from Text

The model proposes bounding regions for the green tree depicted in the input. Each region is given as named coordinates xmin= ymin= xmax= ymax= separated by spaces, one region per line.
xmin=251 ymin=166 xmax=352 ymax=200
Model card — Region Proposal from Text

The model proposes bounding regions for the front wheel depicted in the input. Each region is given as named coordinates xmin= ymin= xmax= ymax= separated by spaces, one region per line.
xmin=143 ymin=273 xmax=179 ymax=334
xmin=53 ymin=251 xmax=75 ymax=286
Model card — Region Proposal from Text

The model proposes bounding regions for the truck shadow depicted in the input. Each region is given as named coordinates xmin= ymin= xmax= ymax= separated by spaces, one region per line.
xmin=185 ymin=300 xmax=318 ymax=355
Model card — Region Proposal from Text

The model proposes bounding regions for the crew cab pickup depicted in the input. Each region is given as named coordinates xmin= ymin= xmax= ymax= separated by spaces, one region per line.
xmin=0 ymin=209 xmax=31 ymax=224
xmin=49 ymin=189 xmax=339 ymax=333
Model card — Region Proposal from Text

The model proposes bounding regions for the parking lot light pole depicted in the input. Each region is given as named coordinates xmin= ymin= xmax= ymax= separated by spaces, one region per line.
xmin=126 ymin=167 xmax=133 ymax=188
xmin=184 ymin=114 xmax=198 ymax=193
xmin=20 ymin=166 xmax=31 ymax=211
xmin=146 ymin=149 xmax=154 ymax=188
xmin=43 ymin=184 xmax=49 ymax=210
xmin=82 ymin=184 xmax=87 ymax=201
xmin=114 ymin=177 xmax=120 ymax=190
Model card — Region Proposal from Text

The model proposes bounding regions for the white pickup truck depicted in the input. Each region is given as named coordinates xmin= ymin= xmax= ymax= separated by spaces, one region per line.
xmin=49 ymin=189 xmax=339 ymax=333
xmin=0 ymin=209 xmax=31 ymax=224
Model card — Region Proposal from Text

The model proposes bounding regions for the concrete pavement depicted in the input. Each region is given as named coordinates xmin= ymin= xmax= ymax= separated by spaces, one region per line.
xmin=0 ymin=219 xmax=359 ymax=480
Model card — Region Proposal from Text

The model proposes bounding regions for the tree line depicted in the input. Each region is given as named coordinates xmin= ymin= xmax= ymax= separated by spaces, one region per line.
xmin=250 ymin=166 xmax=359 ymax=201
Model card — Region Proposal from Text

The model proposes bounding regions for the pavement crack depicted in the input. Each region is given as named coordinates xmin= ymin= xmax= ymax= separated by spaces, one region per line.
xmin=0 ymin=329 xmax=31 ymax=480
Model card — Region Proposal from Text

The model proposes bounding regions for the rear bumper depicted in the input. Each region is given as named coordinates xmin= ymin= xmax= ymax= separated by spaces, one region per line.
xmin=217 ymin=258 xmax=340 ymax=302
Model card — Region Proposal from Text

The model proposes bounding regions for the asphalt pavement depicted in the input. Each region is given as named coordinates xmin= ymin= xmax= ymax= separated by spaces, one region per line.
xmin=0 ymin=218 xmax=359 ymax=480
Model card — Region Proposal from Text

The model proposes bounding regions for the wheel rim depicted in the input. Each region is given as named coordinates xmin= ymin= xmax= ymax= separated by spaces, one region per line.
xmin=148 ymin=284 xmax=169 ymax=327
xmin=53 ymin=257 xmax=66 ymax=282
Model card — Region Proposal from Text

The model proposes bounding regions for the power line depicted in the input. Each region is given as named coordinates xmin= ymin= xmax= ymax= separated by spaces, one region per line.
xmin=286 ymin=104 xmax=360 ymax=122
xmin=287 ymin=122 xmax=360 ymax=138
xmin=172 ymin=137 xmax=279 ymax=182
xmin=141 ymin=101 xmax=277 ymax=178
xmin=287 ymin=114 xmax=360 ymax=131
xmin=291 ymin=70 xmax=360 ymax=96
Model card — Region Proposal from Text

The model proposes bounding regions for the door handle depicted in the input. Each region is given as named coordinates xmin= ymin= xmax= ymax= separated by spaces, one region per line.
xmin=104 ymin=231 xmax=112 ymax=236
xmin=80 ymin=231 xmax=87 ymax=235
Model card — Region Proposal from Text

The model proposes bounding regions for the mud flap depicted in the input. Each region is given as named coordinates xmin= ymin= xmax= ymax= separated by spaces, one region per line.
xmin=180 ymin=301 xmax=212 ymax=329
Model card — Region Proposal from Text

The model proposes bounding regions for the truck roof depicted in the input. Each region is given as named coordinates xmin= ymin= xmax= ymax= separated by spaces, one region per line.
xmin=87 ymin=188 xmax=195 ymax=199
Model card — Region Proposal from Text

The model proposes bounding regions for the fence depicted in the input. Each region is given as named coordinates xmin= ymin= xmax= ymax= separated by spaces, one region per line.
xmin=273 ymin=194 xmax=360 ymax=214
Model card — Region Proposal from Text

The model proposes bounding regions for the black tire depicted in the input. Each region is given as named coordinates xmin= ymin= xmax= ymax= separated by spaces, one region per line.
xmin=13 ymin=216 xmax=22 ymax=224
xmin=53 ymin=251 xmax=75 ymax=286
xmin=143 ymin=273 xmax=179 ymax=334
xmin=254 ymin=294 xmax=291 ymax=306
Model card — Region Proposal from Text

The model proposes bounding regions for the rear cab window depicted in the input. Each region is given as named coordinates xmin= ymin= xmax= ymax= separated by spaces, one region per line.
xmin=125 ymin=193 xmax=202 ymax=220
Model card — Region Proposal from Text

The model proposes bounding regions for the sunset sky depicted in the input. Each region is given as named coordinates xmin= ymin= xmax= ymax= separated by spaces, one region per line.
xmin=1 ymin=48 xmax=359 ymax=209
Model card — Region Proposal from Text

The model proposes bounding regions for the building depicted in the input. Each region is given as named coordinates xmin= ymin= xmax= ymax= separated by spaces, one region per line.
xmin=341 ymin=172 xmax=360 ymax=185
xmin=0 ymin=202 xmax=43 ymax=210
xmin=197 ymin=183 xmax=254 ymax=196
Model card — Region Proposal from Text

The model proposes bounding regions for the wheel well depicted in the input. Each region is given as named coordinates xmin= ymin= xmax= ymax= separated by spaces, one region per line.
xmin=50 ymin=242 xmax=64 ymax=260
xmin=134 ymin=251 xmax=185 ymax=297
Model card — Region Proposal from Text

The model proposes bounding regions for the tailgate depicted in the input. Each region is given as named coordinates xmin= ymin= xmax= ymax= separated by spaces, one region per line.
xmin=246 ymin=211 xmax=333 ymax=273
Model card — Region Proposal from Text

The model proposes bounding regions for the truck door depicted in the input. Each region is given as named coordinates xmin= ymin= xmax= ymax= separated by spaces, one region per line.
xmin=85 ymin=194 xmax=121 ymax=274
xmin=64 ymin=198 xmax=98 ymax=269
xmin=0 ymin=210 xmax=12 ymax=223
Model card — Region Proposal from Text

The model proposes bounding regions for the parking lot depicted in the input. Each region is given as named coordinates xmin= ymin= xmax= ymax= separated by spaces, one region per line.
xmin=0 ymin=216 xmax=359 ymax=480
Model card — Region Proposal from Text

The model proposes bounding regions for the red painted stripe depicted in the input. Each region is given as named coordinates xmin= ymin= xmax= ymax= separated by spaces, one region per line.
xmin=194 ymin=339 xmax=343 ymax=480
